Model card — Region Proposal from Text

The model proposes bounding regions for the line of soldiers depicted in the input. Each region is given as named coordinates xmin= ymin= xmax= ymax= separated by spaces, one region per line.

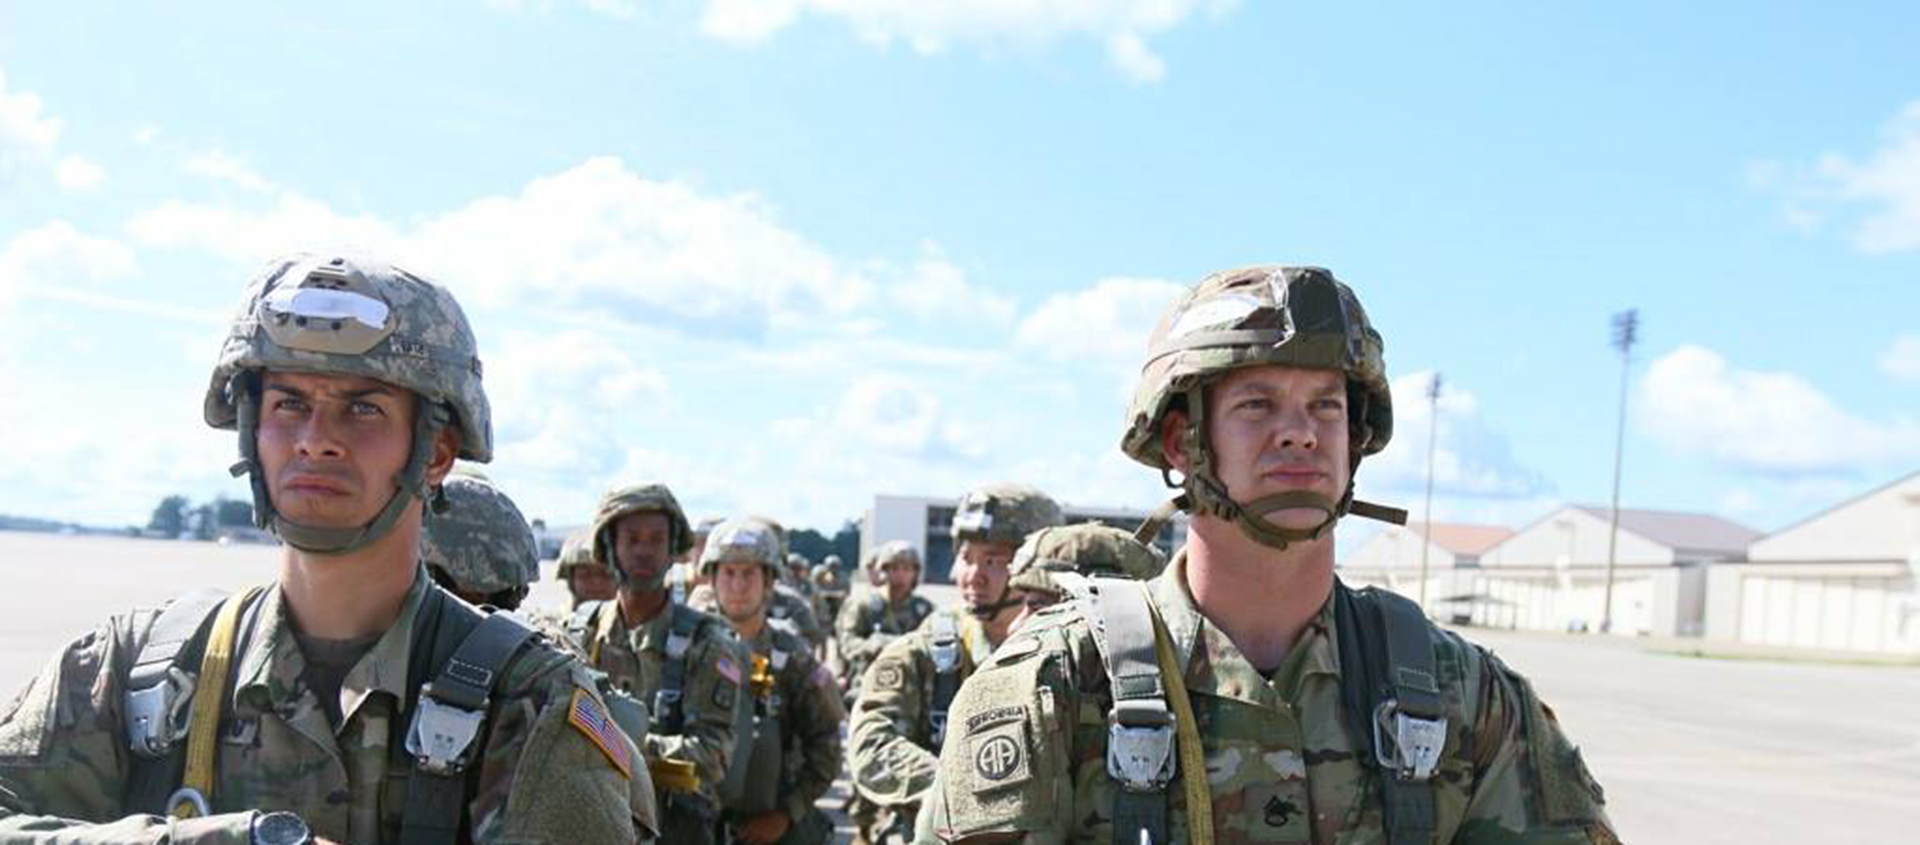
xmin=0 ymin=254 xmax=1617 ymax=845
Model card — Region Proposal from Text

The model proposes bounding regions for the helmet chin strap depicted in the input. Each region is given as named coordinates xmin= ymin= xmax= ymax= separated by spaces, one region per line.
xmin=1174 ymin=387 xmax=1406 ymax=552
xmin=230 ymin=374 xmax=450 ymax=557
xmin=966 ymin=589 xmax=1022 ymax=621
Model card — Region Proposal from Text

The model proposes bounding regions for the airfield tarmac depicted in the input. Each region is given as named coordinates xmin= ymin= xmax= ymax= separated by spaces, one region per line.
xmin=2 ymin=532 xmax=1915 ymax=844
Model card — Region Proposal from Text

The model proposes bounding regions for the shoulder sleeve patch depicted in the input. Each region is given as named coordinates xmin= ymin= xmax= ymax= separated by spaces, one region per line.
xmin=567 ymin=687 xmax=634 ymax=779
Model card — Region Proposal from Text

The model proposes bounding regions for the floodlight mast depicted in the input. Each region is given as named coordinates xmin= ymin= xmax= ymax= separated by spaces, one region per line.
xmin=1602 ymin=309 xmax=1639 ymax=634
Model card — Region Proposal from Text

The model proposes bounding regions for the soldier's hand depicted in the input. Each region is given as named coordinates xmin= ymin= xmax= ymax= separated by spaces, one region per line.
xmin=734 ymin=809 xmax=792 ymax=845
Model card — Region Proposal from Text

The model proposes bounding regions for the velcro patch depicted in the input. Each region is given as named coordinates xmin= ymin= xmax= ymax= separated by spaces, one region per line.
xmin=967 ymin=720 xmax=1031 ymax=791
xmin=568 ymin=688 xmax=633 ymax=779
xmin=873 ymin=661 xmax=905 ymax=691
xmin=964 ymin=705 xmax=1026 ymax=735
xmin=715 ymin=655 xmax=743 ymax=686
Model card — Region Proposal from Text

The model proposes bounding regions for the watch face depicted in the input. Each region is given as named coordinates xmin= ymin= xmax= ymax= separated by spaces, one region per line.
xmin=255 ymin=811 xmax=311 ymax=845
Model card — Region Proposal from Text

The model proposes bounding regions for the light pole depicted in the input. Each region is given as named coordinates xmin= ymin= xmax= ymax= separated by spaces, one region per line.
xmin=1602 ymin=309 xmax=1639 ymax=634
xmin=1419 ymin=372 xmax=1443 ymax=607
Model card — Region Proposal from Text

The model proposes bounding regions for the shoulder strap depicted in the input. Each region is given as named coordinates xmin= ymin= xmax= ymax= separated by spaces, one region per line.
xmin=122 ymin=588 xmax=251 ymax=816
xmin=650 ymin=603 xmax=702 ymax=734
xmin=399 ymin=596 xmax=539 ymax=845
xmin=1334 ymin=581 xmax=1444 ymax=845
xmin=1084 ymin=577 xmax=1175 ymax=845
xmin=927 ymin=611 xmax=962 ymax=748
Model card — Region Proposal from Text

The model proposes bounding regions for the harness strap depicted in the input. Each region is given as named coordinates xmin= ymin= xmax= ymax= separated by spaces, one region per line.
xmin=1147 ymin=598 xmax=1213 ymax=845
xmin=1086 ymin=578 xmax=1174 ymax=845
xmin=169 ymin=586 xmax=264 ymax=818
xmin=399 ymin=609 xmax=538 ymax=845
xmin=928 ymin=612 xmax=964 ymax=748
xmin=1334 ymin=581 xmax=1442 ymax=845
xmin=652 ymin=604 xmax=702 ymax=735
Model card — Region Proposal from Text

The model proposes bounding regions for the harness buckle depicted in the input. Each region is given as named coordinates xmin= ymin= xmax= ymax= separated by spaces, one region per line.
xmin=406 ymin=687 xmax=487 ymax=776
xmin=1106 ymin=699 xmax=1176 ymax=793
xmin=929 ymin=636 xmax=961 ymax=674
xmin=126 ymin=667 xmax=195 ymax=758
xmin=1372 ymin=700 xmax=1447 ymax=781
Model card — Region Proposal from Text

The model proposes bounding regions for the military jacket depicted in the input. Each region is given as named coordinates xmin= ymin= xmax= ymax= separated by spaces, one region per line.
xmin=0 ymin=572 xmax=650 ymax=845
xmin=835 ymin=592 xmax=937 ymax=684
xmin=849 ymin=608 xmax=994 ymax=809
xmin=927 ymin=556 xmax=1617 ymax=845
xmin=565 ymin=599 xmax=749 ymax=805
xmin=737 ymin=622 xmax=846 ymax=823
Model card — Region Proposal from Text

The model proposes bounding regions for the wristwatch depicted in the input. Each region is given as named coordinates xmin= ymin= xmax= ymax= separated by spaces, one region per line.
xmin=251 ymin=811 xmax=314 ymax=845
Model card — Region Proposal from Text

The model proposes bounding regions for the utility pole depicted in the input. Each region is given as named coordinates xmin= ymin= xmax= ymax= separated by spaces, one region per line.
xmin=1418 ymin=372 xmax=1442 ymax=607
xmin=1602 ymin=309 xmax=1639 ymax=634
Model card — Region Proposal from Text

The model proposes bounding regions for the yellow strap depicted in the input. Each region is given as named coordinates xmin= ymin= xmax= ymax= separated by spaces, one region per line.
xmin=171 ymin=585 xmax=264 ymax=819
xmin=591 ymin=600 xmax=620 ymax=665
xmin=1149 ymin=604 xmax=1214 ymax=845
xmin=647 ymin=757 xmax=702 ymax=793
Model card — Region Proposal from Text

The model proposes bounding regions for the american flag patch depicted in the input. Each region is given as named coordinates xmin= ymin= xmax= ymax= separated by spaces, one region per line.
xmin=715 ymin=655 xmax=743 ymax=686
xmin=568 ymin=688 xmax=633 ymax=779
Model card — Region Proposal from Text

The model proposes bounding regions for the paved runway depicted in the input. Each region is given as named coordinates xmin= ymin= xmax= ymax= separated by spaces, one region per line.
xmin=3 ymin=532 xmax=1915 ymax=843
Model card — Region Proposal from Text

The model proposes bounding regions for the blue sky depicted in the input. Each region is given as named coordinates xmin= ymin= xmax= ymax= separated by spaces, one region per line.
xmin=2 ymin=1 xmax=1917 ymax=547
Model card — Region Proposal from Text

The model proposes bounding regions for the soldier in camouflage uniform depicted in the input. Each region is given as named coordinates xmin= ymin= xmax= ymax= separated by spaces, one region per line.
xmin=847 ymin=485 xmax=1063 ymax=845
xmin=926 ymin=266 xmax=1616 ymax=845
xmin=557 ymin=528 xmax=618 ymax=609
xmin=700 ymin=519 xmax=846 ymax=845
xmin=422 ymin=470 xmax=540 ymax=611
xmin=835 ymin=541 xmax=936 ymax=703
xmin=687 ymin=523 xmax=826 ymax=656
xmin=811 ymin=555 xmax=849 ymax=635
xmin=559 ymin=483 xmax=752 ymax=845
xmin=0 ymin=253 xmax=652 ymax=844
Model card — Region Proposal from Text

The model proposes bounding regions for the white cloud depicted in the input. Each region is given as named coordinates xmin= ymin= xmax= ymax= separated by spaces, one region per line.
xmin=1881 ymin=334 xmax=1920 ymax=383
xmin=1639 ymin=345 xmax=1920 ymax=474
xmin=0 ymin=69 xmax=61 ymax=162
xmin=54 ymin=155 xmax=104 ymax=191
xmin=0 ymin=222 xmax=138 ymax=308
xmin=696 ymin=0 xmax=1237 ymax=82
xmin=1014 ymin=275 xmax=1181 ymax=365
xmin=184 ymin=150 xmax=276 ymax=193
xmin=1360 ymin=370 xmax=1551 ymax=500
xmin=1785 ymin=100 xmax=1920 ymax=253
xmin=885 ymin=242 xmax=1016 ymax=324
xmin=132 ymin=124 xmax=159 ymax=145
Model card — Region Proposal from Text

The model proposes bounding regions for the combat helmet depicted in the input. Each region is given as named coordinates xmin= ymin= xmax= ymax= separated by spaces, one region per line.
xmin=698 ymin=517 xmax=784 ymax=581
xmin=205 ymin=253 xmax=491 ymax=554
xmin=1123 ymin=265 xmax=1406 ymax=549
xmin=1005 ymin=524 xmax=1168 ymax=605
xmin=951 ymin=482 xmax=1065 ymax=546
xmin=866 ymin=540 xmax=922 ymax=590
xmin=422 ymin=472 xmax=538 ymax=609
xmin=589 ymin=483 xmax=693 ymax=589
xmin=553 ymin=529 xmax=594 ymax=580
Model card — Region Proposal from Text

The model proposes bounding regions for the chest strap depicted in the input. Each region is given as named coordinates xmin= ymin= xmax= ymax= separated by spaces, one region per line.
xmin=1083 ymin=577 xmax=1213 ymax=845
xmin=399 ymin=607 xmax=538 ymax=845
xmin=652 ymin=603 xmax=703 ymax=735
xmin=927 ymin=612 xmax=967 ymax=748
xmin=1334 ymin=581 xmax=1445 ymax=845
xmin=123 ymin=586 xmax=267 ymax=819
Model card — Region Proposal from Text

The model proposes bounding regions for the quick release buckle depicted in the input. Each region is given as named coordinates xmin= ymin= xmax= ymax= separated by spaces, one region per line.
xmin=1106 ymin=699 xmax=1176 ymax=793
xmin=406 ymin=688 xmax=487 ymax=776
xmin=929 ymin=636 xmax=961 ymax=674
xmin=126 ymin=667 xmax=195 ymax=758
xmin=1372 ymin=700 xmax=1447 ymax=781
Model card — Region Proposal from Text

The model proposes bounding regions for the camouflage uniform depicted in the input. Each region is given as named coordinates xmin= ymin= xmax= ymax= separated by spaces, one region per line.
xmin=848 ymin=485 xmax=1064 ymax=845
xmin=0 ymin=253 xmax=650 ymax=843
xmin=699 ymin=518 xmax=846 ymax=845
xmin=1002 ymin=523 xmax=1169 ymax=607
xmin=563 ymin=484 xmax=751 ymax=845
xmin=927 ymin=553 xmax=1615 ymax=844
xmin=836 ymin=542 xmax=936 ymax=692
xmin=926 ymin=266 xmax=1614 ymax=845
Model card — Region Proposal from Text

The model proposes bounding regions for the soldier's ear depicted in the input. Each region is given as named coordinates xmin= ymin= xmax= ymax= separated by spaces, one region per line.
xmin=1161 ymin=409 xmax=1193 ymax=474
xmin=423 ymin=426 xmax=459 ymax=486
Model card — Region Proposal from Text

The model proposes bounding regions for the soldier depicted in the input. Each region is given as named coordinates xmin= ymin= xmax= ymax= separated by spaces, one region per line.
xmin=557 ymin=528 xmax=618 ymax=608
xmin=687 ymin=527 xmax=825 ymax=655
xmin=847 ymin=484 xmax=1063 ymax=845
xmin=700 ymin=519 xmax=845 ymax=845
xmin=422 ymin=471 xmax=540 ymax=611
xmin=0 ymin=253 xmax=652 ymax=844
xmin=811 ymin=554 xmax=849 ymax=626
xmin=999 ymin=522 xmax=1168 ymax=626
xmin=926 ymin=266 xmax=1617 ymax=845
xmin=560 ymin=483 xmax=753 ymax=845
xmin=834 ymin=541 xmax=935 ymax=703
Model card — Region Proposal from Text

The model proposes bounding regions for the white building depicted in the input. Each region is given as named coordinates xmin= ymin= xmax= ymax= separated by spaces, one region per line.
xmin=1394 ymin=505 xmax=1757 ymax=636
xmin=1706 ymin=470 xmax=1920 ymax=655
xmin=1340 ymin=523 xmax=1512 ymax=610
xmin=863 ymin=494 xmax=1187 ymax=583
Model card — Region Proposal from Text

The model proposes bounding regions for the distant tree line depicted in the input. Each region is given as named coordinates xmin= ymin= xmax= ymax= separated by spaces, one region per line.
xmin=787 ymin=521 xmax=861 ymax=571
xmin=147 ymin=495 xmax=254 ymax=540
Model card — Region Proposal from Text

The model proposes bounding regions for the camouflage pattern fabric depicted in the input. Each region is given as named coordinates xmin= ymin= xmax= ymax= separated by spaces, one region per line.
xmin=925 ymin=553 xmax=1617 ymax=845
xmin=732 ymin=622 xmax=846 ymax=830
xmin=0 ymin=572 xmax=652 ymax=844
xmin=203 ymin=253 xmax=493 ymax=462
xmin=1004 ymin=523 xmax=1168 ymax=602
xmin=1121 ymin=265 xmax=1392 ymax=470
xmin=555 ymin=529 xmax=596 ymax=579
xmin=951 ymin=484 xmax=1064 ymax=546
xmin=834 ymin=590 xmax=936 ymax=700
xmin=849 ymin=608 xmax=994 ymax=814
xmin=422 ymin=474 xmax=540 ymax=595
xmin=559 ymin=600 xmax=750 ymax=807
